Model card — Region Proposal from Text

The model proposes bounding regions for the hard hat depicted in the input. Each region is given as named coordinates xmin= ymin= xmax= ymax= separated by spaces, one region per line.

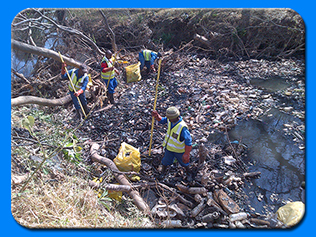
xmin=80 ymin=64 xmax=88 ymax=73
xmin=166 ymin=107 xmax=180 ymax=120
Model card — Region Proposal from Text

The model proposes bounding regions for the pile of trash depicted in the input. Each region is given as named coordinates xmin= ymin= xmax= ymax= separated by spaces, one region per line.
xmin=78 ymin=53 xmax=305 ymax=228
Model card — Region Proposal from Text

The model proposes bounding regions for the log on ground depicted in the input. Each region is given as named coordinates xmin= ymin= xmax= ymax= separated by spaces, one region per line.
xmin=11 ymin=95 xmax=72 ymax=107
xmin=90 ymin=143 xmax=150 ymax=214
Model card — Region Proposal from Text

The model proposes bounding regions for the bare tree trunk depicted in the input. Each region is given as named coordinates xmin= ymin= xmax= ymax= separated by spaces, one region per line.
xmin=90 ymin=143 xmax=150 ymax=214
xmin=12 ymin=95 xmax=72 ymax=107
xmin=11 ymin=39 xmax=82 ymax=68
xmin=99 ymin=10 xmax=117 ymax=52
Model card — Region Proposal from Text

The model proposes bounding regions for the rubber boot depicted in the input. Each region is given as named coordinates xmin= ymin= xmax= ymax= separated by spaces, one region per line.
xmin=108 ymin=93 xmax=115 ymax=104
xmin=103 ymin=91 xmax=109 ymax=106
xmin=185 ymin=166 xmax=193 ymax=182
xmin=158 ymin=165 xmax=167 ymax=180
xmin=75 ymin=109 xmax=82 ymax=121
xmin=82 ymin=104 xmax=89 ymax=117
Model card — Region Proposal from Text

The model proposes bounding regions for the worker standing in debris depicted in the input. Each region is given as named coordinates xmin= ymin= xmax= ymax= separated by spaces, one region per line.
xmin=152 ymin=107 xmax=193 ymax=181
xmin=61 ymin=63 xmax=89 ymax=120
xmin=139 ymin=49 xmax=161 ymax=74
xmin=101 ymin=50 xmax=120 ymax=104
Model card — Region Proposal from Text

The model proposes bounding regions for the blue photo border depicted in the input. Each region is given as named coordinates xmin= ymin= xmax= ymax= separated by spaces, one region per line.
xmin=4 ymin=1 xmax=312 ymax=236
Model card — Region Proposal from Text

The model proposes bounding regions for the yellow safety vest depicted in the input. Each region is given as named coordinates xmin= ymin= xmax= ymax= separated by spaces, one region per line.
xmin=101 ymin=56 xmax=115 ymax=80
xmin=163 ymin=120 xmax=188 ymax=153
xmin=143 ymin=50 xmax=156 ymax=61
xmin=68 ymin=70 xmax=87 ymax=92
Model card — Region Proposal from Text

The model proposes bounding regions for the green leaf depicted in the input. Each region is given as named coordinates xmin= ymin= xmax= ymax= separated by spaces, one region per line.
xmin=27 ymin=116 xmax=35 ymax=127
xmin=21 ymin=116 xmax=35 ymax=133
xmin=43 ymin=167 xmax=49 ymax=175
xmin=99 ymin=201 xmax=111 ymax=211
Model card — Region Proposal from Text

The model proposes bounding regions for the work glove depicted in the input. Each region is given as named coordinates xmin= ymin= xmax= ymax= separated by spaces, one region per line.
xmin=182 ymin=145 xmax=192 ymax=164
xmin=151 ymin=64 xmax=156 ymax=72
xmin=74 ymin=89 xmax=83 ymax=97
xmin=152 ymin=110 xmax=162 ymax=121
xmin=61 ymin=63 xmax=67 ymax=75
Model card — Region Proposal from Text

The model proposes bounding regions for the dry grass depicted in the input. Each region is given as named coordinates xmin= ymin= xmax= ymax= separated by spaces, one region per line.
xmin=11 ymin=105 xmax=156 ymax=229
xmin=11 ymin=175 xmax=155 ymax=228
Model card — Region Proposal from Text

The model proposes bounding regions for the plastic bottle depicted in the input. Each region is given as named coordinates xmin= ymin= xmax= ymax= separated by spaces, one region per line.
xmin=191 ymin=200 xmax=206 ymax=217
xmin=161 ymin=220 xmax=182 ymax=228
xmin=203 ymin=105 xmax=211 ymax=109
xmin=202 ymin=212 xmax=219 ymax=223
xmin=229 ymin=212 xmax=249 ymax=222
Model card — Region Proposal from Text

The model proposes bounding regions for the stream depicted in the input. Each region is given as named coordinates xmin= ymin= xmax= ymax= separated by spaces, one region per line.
xmin=228 ymin=77 xmax=305 ymax=214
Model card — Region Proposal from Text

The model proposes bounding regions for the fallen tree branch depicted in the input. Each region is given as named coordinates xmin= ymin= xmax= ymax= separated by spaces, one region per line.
xmin=11 ymin=95 xmax=72 ymax=107
xmin=11 ymin=39 xmax=82 ymax=68
xmin=194 ymin=34 xmax=212 ymax=48
xmin=11 ymin=69 xmax=31 ymax=84
xmin=89 ymin=181 xmax=158 ymax=192
xmin=32 ymin=9 xmax=104 ymax=55
xmin=90 ymin=143 xmax=150 ymax=214
xmin=158 ymin=183 xmax=193 ymax=207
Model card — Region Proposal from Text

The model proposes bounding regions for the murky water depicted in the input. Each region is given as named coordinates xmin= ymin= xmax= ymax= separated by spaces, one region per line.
xmin=229 ymin=108 xmax=305 ymax=214
xmin=250 ymin=77 xmax=290 ymax=92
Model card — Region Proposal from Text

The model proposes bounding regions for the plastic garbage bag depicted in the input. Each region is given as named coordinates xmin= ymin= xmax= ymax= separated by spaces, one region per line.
xmin=276 ymin=201 xmax=305 ymax=227
xmin=114 ymin=142 xmax=141 ymax=172
xmin=107 ymin=185 xmax=123 ymax=202
xmin=125 ymin=62 xmax=141 ymax=83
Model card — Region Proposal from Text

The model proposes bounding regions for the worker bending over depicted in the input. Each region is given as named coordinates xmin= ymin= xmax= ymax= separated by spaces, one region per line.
xmin=152 ymin=107 xmax=193 ymax=181
xmin=139 ymin=49 xmax=161 ymax=74
xmin=61 ymin=63 xmax=89 ymax=121
xmin=101 ymin=50 xmax=120 ymax=104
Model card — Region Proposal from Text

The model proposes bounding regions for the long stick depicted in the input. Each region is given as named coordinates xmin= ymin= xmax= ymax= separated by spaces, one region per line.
xmin=58 ymin=52 xmax=87 ymax=118
xmin=148 ymin=58 xmax=162 ymax=156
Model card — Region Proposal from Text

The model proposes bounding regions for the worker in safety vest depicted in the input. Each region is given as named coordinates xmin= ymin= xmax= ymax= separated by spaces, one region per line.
xmin=61 ymin=63 xmax=89 ymax=121
xmin=152 ymin=107 xmax=193 ymax=181
xmin=101 ymin=50 xmax=120 ymax=104
xmin=139 ymin=49 xmax=161 ymax=74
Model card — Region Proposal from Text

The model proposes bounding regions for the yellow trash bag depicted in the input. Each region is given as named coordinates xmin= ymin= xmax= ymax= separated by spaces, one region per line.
xmin=125 ymin=62 xmax=141 ymax=83
xmin=107 ymin=184 xmax=123 ymax=202
xmin=276 ymin=201 xmax=305 ymax=227
xmin=114 ymin=142 xmax=141 ymax=181
xmin=114 ymin=142 xmax=141 ymax=172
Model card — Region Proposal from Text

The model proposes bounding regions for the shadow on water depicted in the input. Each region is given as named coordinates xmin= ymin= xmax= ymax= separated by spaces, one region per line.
xmin=229 ymin=108 xmax=305 ymax=213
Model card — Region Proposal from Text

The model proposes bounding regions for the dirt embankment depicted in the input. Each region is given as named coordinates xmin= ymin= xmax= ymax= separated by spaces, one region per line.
xmin=84 ymin=8 xmax=304 ymax=60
